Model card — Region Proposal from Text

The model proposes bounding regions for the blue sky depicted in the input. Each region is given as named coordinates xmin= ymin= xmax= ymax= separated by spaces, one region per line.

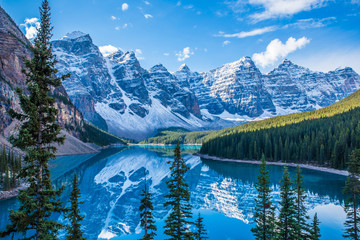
xmin=1 ymin=0 xmax=360 ymax=73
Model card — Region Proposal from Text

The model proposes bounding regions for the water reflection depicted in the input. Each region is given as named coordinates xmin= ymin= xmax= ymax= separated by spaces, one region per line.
xmin=0 ymin=146 xmax=347 ymax=240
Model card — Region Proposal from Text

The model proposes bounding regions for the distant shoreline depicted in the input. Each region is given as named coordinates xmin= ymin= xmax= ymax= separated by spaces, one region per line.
xmin=195 ymin=153 xmax=349 ymax=176
xmin=131 ymin=143 xmax=202 ymax=146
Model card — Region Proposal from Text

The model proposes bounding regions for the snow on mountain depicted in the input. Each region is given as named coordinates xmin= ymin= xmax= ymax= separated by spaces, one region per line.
xmin=52 ymin=32 xmax=360 ymax=140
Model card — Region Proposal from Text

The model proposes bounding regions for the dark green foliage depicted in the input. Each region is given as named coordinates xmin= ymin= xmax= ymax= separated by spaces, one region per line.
xmin=295 ymin=166 xmax=310 ymax=239
xmin=0 ymin=1 xmax=67 ymax=239
xmin=139 ymin=175 xmax=157 ymax=240
xmin=141 ymin=128 xmax=209 ymax=145
xmin=80 ymin=122 xmax=127 ymax=146
xmin=0 ymin=147 xmax=21 ymax=191
xmin=309 ymin=213 xmax=321 ymax=240
xmin=164 ymin=142 xmax=193 ymax=240
xmin=201 ymin=108 xmax=360 ymax=169
xmin=276 ymin=166 xmax=298 ymax=240
xmin=194 ymin=213 xmax=207 ymax=240
xmin=65 ymin=174 xmax=85 ymax=240
xmin=343 ymin=149 xmax=360 ymax=240
xmin=251 ymin=154 xmax=276 ymax=240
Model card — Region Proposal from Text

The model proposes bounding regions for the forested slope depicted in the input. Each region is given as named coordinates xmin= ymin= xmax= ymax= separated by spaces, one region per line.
xmin=144 ymin=89 xmax=360 ymax=145
xmin=201 ymin=108 xmax=360 ymax=169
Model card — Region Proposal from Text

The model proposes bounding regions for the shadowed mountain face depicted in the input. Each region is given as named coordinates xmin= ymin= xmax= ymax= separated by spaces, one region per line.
xmin=52 ymin=31 xmax=360 ymax=140
xmin=0 ymin=7 xmax=84 ymax=139
xmin=29 ymin=146 xmax=345 ymax=240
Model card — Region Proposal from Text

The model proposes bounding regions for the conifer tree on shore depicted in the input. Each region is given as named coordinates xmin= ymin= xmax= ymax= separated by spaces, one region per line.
xmin=164 ymin=142 xmax=193 ymax=240
xmin=139 ymin=174 xmax=157 ymax=240
xmin=194 ymin=213 xmax=208 ymax=240
xmin=343 ymin=149 xmax=360 ymax=240
xmin=251 ymin=154 xmax=276 ymax=240
xmin=294 ymin=166 xmax=310 ymax=239
xmin=276 ymin=166 xmax=297 ymax=240
xmin=65 ymin=174 xmax=85 ymax=240
xmin=0 ymin=0 xmax=68 ymax=238
xmin=309 ymin=213 xmax=321 ymax=240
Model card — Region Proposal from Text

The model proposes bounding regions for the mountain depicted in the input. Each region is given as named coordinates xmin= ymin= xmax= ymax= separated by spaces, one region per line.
xmin=144 ymin=89 xmax=360 ymax=145
xmin=52 ymin=31 xmax=360 ymax=140
xmin=0 ymin=7 xmax=123 ymax=154
xmin=53 ymin=33 xmax=235 ymax=140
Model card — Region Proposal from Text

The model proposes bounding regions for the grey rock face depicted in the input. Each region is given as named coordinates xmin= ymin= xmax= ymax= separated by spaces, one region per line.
xmin=146 ymin=64 xmax=201 ymax=118
xmin=0 ymin=7 xmax=84 ymax=138
xmin=52 ymin=32 xmax=113 ymax=130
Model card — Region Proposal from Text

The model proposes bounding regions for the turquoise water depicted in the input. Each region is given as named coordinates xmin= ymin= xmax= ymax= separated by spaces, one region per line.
xmin=0 ymin=145 xmax=347 ymax=239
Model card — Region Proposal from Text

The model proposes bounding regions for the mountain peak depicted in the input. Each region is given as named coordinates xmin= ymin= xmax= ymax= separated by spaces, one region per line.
xmin=149 ymin=64 xmax=168 ymax=73
xmin=281 ymin=58 xmax=294 ymax=65
xmin=178 ymin=63 xmax=191 ymax=72
xmin=238 ymin=56 xmax=255 ymax=65
xmin=108 ymin=50 xmax=124 ymax=61
xmin=60 ymin=31 xmax=90 ymax=41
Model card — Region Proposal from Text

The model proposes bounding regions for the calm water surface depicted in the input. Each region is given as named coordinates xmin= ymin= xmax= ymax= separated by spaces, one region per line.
xmin=0 ymin=145 xmax=347 ymax=239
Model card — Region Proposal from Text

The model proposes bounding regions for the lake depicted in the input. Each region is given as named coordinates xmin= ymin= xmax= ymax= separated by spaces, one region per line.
xmin=0 ymin=145 xmax=347 ymax=239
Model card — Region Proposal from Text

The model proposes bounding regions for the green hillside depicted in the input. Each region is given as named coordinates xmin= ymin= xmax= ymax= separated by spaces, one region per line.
xmin=79 ymin=122 xmax=129 ymax=146
xmin=143 ymin=89 xmax=360 ymax=145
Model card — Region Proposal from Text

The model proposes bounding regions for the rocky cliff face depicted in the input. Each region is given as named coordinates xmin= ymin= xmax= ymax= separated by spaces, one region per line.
xmin=53 ymin=33 xmax=207 ymax=140
xmin=51 ymin=31 xmax=360 ymax=140
xmin=0 ymin=6 xmax=84 ymax=140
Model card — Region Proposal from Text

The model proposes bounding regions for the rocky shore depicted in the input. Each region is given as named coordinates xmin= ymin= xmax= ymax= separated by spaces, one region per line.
xmin=195 ymin=153 xmax=349 ymax=176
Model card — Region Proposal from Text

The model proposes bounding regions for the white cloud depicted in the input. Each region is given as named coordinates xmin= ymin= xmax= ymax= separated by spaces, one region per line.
xmin=144 ymin=1 xmax=151 ymax=5
xmin=111 ymin=16 xmax=117 ymax=20
xmin=223 ymin=40 xmax=231 ymax=46
xmin=184 ymin=5 xmax=194 ymax=9
xmin=122 ymin=3 xmax=129 ymax=11
xmin=249 ymin=0 xmax=326 ymax=21
xmin=176 ymin=1 xmax=182 ymax=6
xmin=227 ymin=0 xmax=326 ymax=22
xmin=135 ymin=49 xmax=145 ymax=60
xmin=163 ymin=53 xmax=170 ymax=56
xmin=115 ymin=23 xmax=129 ymax=30
xmin=176 ymin=47 xmax=194 ymax=61
xmin=253 ymin=37 xmax=310 ymax=67
xmin=285 ymin=17 xmax=336 ymax=29
xmin=216 ymin=26 xmax=277 ymax=38
xmin=20 ymin=17 xmax=40 ymax=39
xmin=144 ymin=14 xmax=153 ymax=19
xmin=99 ymin=45 xmax=119 ymax=57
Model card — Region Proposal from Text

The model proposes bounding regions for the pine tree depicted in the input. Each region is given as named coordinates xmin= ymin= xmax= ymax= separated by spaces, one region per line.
xmin=294 ymin=166 xmax=310 ymax=239
xmin=251 ymin=154 xmax=276 ymax=240
xmin=276 ymin=166 xmax=298 ymax=240
xmin=343 ymin=149 xmax=360 ymax=240
xmin=65 ymin=174 xmax=85 ymax=240
xmin=0 ymin=0 xmax=68 ymax=238
xmin=139 ymin=174 xmax=157 ymax=240
xmin=309 ymin=213 xmax=321 ymax=240
xmin=164 ymin=142 xmax=193 ymax=240
xmin=194 ymin=213 xmax=208 ymax=240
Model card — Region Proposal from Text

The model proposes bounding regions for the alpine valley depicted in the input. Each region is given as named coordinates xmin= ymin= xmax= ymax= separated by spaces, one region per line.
xmin=52 ymin=31 xmax=360 ymax=140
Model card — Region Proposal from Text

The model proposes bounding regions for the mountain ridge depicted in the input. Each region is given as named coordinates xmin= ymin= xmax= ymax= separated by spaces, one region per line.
xmin=52 ymin=31 xmax=360 ymax=140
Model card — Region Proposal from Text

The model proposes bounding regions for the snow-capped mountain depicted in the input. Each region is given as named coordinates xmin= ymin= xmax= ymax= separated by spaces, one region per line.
xmin=53 ymin=31 xmax=360 ymax=140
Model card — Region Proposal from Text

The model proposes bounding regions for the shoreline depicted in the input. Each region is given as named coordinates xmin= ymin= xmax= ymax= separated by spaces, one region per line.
xmin=195 ymin=153 xmax=349 ymax=176
xmin=131 ymin=143 xmax=202 ymax=146
xmin=0 ymin=184 xmax=27 ymax=200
